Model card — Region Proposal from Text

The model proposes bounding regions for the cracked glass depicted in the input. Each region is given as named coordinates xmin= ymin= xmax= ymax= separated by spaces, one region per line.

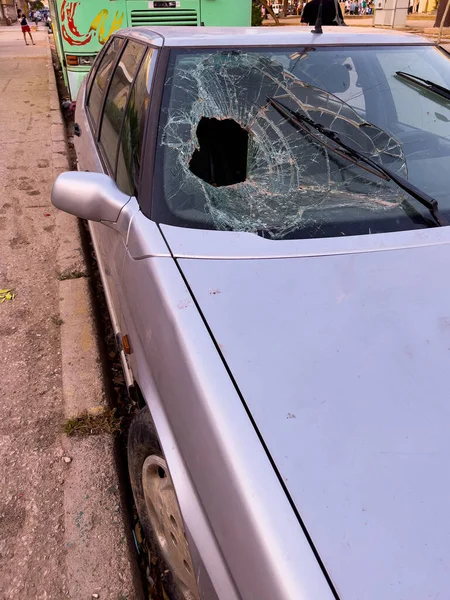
xmin=152 ymin=46 xmax=450 ymax=239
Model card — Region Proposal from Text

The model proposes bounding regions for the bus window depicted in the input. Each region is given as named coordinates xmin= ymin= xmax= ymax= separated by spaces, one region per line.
xmin=99 ymin=40 xmax=147 ymax=174
xmin=87 ymin=37 xmax=124 ymax=130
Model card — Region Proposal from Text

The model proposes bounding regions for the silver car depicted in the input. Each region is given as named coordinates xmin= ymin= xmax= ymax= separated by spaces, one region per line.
xmin=52 ymin=26 xmax=450 ymax=600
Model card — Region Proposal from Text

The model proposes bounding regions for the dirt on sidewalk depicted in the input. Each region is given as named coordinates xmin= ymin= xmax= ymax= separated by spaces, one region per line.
xmin=0 ymin=27 xmax=67 ymax=600
xmin=0 ymin=26 xmax=140 ymax=600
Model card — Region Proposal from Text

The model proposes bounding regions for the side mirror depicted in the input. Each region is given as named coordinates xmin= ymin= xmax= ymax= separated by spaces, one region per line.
xmin=51 ymin=171 xmax=130 ymax=222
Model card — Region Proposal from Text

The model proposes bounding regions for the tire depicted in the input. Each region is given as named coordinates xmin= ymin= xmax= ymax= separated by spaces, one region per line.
xmin=128 ymin=407 xmax=200 ymax=600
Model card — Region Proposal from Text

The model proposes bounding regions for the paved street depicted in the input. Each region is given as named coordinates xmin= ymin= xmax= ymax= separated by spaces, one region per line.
xmin=0 ymin=21 xmax=49 ymax=57
xmin=0 ymin=25 xmax=139 ymax=600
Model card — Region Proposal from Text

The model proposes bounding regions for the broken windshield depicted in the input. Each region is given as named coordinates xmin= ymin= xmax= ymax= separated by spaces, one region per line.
xmin=152 ymin=46 xmax=450 ymax=239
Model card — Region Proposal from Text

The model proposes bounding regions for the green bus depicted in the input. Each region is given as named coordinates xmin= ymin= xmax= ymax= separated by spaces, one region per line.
xmin=50 ymin=0 xmax=252 ymax=100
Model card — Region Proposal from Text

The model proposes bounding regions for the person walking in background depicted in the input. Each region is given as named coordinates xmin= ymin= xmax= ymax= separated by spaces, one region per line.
xmin=301 ymin=0 xmax=345 ymax=25
xmin=20 ymin=13 xmax=35 ymax=45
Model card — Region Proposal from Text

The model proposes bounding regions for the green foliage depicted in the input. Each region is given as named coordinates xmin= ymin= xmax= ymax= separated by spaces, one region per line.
xmin=30 ymin=0 xmax=45 ymax=10
xmin=252 ymin=1 xmax=263 ymax=25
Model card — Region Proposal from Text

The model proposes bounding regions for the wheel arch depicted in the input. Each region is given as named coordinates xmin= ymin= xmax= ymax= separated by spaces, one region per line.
xmin=131 ymin=372 xmax=240 ymax=600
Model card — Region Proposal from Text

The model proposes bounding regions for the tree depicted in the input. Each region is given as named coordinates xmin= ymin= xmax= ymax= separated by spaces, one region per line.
xmin=29 ymin=0 xmax=44 ymax=9
xmin=434 ymin=0 xmax=450 ymax=27
xmin=282 ymin=0 xmax=290 ymax=16
xmin=252 ymin=0 xmax=263 ymax=25
xmin=260 ymin=0 xmax=281 ymax=23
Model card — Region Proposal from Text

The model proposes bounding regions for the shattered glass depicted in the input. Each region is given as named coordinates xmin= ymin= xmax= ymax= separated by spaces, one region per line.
xmin=158 ymin=50 xmax=408 ymax=239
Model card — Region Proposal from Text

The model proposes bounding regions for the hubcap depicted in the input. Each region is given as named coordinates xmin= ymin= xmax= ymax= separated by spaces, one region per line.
xmin=142 ymin=455 xmax=199 ymax=600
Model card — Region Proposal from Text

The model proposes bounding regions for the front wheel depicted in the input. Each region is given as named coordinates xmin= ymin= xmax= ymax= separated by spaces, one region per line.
xmin=128 ymin=407 xmax=200 ymax=600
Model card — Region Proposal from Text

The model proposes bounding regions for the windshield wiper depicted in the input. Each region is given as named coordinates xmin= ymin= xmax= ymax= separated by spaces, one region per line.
xmin=395 ymin=71 xmax=450 ymax=102
xmin=268 ymin=96 xmax=446 ymax=227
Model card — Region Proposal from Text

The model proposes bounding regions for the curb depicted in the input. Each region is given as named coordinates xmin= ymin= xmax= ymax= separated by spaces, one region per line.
xmin=46 ymin=44 xmax=143 ymax=600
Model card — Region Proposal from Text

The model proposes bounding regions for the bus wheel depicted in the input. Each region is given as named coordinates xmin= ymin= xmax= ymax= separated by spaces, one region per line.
xmin=128 ymin=407 xmax=200 ymax=600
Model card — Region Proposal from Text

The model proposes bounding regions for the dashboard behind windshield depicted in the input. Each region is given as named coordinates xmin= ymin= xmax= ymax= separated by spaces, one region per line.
xmin=152 ymin=45 xmax=450 ymax=240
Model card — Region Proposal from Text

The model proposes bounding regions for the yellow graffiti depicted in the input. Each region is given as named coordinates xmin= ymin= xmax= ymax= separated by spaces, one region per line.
xmin=89 ymin=9 xmax=124 ymax=44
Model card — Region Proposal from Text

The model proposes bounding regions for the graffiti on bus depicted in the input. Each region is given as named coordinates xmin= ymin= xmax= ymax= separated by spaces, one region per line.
xmin=60 ymin=0 xmax=124 ymax=46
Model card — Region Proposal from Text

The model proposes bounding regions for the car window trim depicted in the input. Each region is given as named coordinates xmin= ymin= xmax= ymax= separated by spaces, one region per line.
xmin=139 ymin=46 xmax=169 ymax=219
xmin=439 ymin=45 xmax=450 ymax=59
xmin=134 ymin=46 xmax=160 ymax=205
xmin=113 ymin=45 xmax=152 ymax=191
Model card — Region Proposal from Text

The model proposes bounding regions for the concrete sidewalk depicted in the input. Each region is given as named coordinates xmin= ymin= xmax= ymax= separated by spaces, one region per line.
xmin=0 ymin=25 xmax=142 ymax=600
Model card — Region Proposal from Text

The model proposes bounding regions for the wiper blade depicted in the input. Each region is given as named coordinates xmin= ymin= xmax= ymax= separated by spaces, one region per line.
xmin=395 ymin=71 xmax=450 ymax=102
xmin=268 ymin=96 xmax=446 ymax=227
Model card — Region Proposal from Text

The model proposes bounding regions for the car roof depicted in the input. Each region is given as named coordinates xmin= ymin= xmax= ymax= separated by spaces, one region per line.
xmin=118 ymin=25 xmax=433 ymax=48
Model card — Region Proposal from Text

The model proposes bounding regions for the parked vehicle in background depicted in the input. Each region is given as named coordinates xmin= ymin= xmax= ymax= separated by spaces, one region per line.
xmin=51 ymin=25 xmax=450 ymax=600
xmin=49 ymin=0 xmax=252 ymax=101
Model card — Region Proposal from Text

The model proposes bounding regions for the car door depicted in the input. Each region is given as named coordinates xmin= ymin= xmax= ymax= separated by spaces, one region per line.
xmin=82 ymin=37 xmax=150 ymax=345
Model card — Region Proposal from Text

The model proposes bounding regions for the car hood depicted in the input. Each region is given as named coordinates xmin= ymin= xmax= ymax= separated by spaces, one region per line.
xmin=177 ymin=240 xmax=450 ymax=600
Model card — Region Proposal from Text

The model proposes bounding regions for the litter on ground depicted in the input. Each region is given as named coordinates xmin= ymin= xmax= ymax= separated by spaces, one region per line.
xmin=0 ymin=289 xmax=15 ymax=303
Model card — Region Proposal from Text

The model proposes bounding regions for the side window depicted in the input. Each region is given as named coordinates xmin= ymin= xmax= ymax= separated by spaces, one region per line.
xmin=99 ymin=40 xmax=147 ymax=174
xmin=116 ymin=50 xmax=153 ymax=197
xmin=87 ymin=37 xmax=124 ymax=128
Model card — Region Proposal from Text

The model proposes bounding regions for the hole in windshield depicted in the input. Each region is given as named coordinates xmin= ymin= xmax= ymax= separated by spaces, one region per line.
xmin=189 ymin=117 xmax=249 ymax=187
